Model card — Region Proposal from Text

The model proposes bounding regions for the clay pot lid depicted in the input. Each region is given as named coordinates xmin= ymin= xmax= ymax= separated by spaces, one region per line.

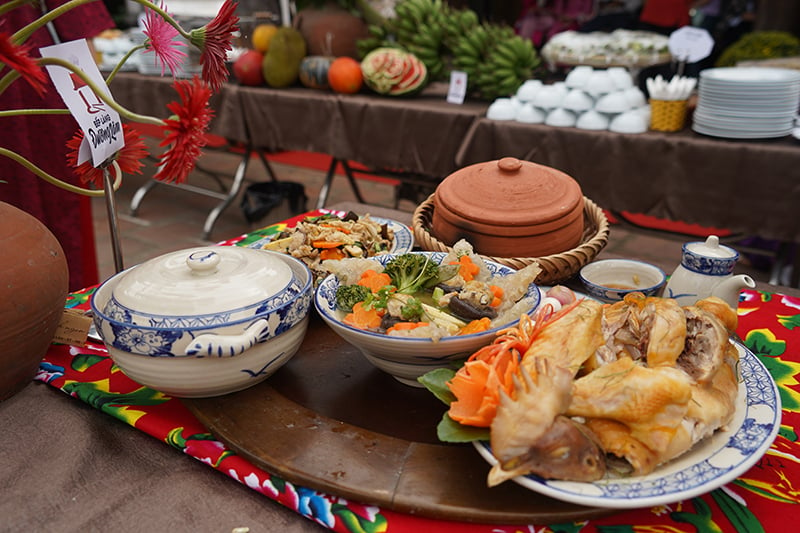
xmin=434 ymin=158 xmax=583 ymax=230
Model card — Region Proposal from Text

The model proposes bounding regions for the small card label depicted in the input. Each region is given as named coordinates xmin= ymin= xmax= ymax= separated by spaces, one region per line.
xmin=669 ymin=26 xmax=715 ymax=63
xmin=52 ymin=308 xmax=93 ymax=346
xmin=447 ymin=70 xmax=468 ymax=104
xmin=40 ymin=39 xmax=124 ymax=167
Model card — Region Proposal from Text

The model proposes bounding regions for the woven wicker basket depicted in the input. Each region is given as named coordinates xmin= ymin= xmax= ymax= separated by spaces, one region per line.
xmin=412 ymin=194 xmax=610 ymax=285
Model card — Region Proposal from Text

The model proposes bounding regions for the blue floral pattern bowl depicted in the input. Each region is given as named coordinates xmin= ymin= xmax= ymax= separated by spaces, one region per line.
xmin=314 ymin=251 xmax=542 ymax=387
xmin=90 ymin=247 xmax=313 ymax=397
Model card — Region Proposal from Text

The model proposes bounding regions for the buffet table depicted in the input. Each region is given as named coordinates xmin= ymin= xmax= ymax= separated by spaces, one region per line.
xmin=110 ymin=73 xmax=800 ymax=246
xmin=2 ymin=203 xmax=800 ymax=532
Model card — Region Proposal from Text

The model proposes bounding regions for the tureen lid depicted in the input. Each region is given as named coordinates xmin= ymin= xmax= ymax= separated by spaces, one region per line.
xmin=111 ymin=247 xmax=294 ymax=316
xmin=434 ymin=157 xmax=583 ymax=231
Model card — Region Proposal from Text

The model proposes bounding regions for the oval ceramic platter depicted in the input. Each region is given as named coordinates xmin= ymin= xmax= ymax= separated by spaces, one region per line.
xmin=246 ymin=216 xmax=414 ymax=255
xmin=474 ymin=341 xmax=781 ymax=509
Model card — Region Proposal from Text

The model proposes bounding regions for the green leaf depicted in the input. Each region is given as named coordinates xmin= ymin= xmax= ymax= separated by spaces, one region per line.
xmin=417 ymin=367 xmax=457 ymax=405
xmin=436 ymin=412 xmax=489 ymax=443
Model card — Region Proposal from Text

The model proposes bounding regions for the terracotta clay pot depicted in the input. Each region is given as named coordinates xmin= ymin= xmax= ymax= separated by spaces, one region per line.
xmin=294 ymin=3 xmax=369 ymax=59
xmin=0 ymin=202 xmax=69 ymax=401
xmin=432 ymin=157 xmax=585 ymax=258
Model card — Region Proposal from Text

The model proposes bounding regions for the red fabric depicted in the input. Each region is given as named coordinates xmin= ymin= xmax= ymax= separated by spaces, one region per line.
xmin=0 ymin=1 xmax=114 ymax=291
xmin=639 ymin=0 xmax=692 ymax=28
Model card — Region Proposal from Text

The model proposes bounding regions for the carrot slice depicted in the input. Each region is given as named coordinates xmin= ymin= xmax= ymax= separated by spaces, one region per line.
xmin=320 ymin=247 xmax=346 ymax=260
xmin=342 ymin=302 xmax=382 ymax=330
xmin=489 ymin=285 xmax=503 ymax=307
xmin=459 ymin=317 xmax=492 ymax=335
xmin=450 ymin=255 xmax=480 ymax=282
xmin=386 ymin=321 xmax=429 ymax=334
xmin=312 ymin=240 xmax=344 ymax=249
xmin=357 ymin=269 xmax=392 ymax=293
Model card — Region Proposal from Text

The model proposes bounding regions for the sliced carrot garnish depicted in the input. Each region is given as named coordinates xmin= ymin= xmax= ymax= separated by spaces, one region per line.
xmin=450 ymin=255 xmax=480 ymax=282
xmin=386 ymin=321 xmax=430 ymax=334
xmin=342 ymin=302 xmax=382 ymax=330
xmin=357 ymin=269 xmax=392 ymax=293
xmin=320 ymin=247 xmax=346 ymax=260
xmin=459 ymin=317 xmax=492 ymax=335
xmin=312 ymin=240 xmax=344 ymax=249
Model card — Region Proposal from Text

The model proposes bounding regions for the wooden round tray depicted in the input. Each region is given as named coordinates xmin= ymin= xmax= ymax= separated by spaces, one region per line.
xmin=183 ymin=313 xmax=613 ymax=525
xmin=412 ymin=194 xmax=610 ymax=285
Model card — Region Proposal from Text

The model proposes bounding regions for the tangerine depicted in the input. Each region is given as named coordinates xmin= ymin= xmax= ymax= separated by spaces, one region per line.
xmin=251 ymin=23 xmax=278 ymax=53
xmin=327 ymin=57 xmax=363 ymax=94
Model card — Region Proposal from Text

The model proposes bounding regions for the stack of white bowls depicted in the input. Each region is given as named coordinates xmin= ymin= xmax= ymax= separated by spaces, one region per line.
xmin=693 ymin=67 xmax=800 ymax=139
xmin=487 ymin=66 xmax=651 ymax=134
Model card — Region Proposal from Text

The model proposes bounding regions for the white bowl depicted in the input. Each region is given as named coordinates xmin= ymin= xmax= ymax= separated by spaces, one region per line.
xmin=609 ymin=110 xmax=648 ymax=134
xmin=545 ymin=108 xmax=577 ymax=127
xmin=532 ymin=86 xmax=564 ymax=109
xmin=90 ymin=247 xmax=313 ymax=397
xmin=314 ymin=252 xmax=542 ymax=387
xmin=585 ymin=70 xmax=616 ymax=96
xmin=565 ymin=65 xmax=593 ymax=89
xmin=515 ymin=103 xmax=545 ymax=124
xmin=595 ymin=91 xmax=632 ymax=113
xmin=579 ymin=259 xmax=667 ymax=303
xmin=624 ymin=86 xmax=647 ymax=108
xmin=486 ymin=98 xmax=516 ymax=120
xmin=516 ymin=79 xmax=543 ymax=102
xmin=576 ymin=109 xmax=610 ymax=130
xmin=608 ymin=67 xmax=634 ymax=90
xmin=561 ymin=89 xmax=594 ymax=112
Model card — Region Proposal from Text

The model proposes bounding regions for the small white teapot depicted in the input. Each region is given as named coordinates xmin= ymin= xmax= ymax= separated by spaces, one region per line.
xmin=665 ymin=235 xmax=756 ymax=308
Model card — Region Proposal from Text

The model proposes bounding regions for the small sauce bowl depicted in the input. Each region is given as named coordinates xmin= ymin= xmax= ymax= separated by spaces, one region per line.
xmin=579 ymin=259 xmax=666 ymax=302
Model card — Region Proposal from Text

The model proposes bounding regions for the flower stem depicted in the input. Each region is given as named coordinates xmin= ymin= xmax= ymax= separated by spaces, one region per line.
xmin=105 ymin=44 xmax=146 ymax=85
xmin=0 ymin=147 xmax=122 ymax=197
xmin=0 ymin=109 xmax=72 ymax=118
xmin=12 ymin=0 xmax=190 ymax=45
xmin=36 ymin=56 xmax=166 ymax=126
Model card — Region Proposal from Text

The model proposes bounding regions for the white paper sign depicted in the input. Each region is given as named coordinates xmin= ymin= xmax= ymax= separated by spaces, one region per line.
xmin=40 ymin=39 xmax=124 ymax=167
xmin=447 ymin=70 xmax=468 ymax=105
xmin=669 ymin=26 xmax=715 ymax=63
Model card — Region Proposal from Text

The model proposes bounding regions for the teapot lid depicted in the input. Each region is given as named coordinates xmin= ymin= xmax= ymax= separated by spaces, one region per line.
xmin=685 ymin=235 xmax=738 ymax=259
xmin=434 ymin=157 xmax=583 ymax=228
xmin=111 ymin=247 xmax=294 ymax=316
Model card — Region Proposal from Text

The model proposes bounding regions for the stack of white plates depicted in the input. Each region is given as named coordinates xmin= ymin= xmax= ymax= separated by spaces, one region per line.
xmin=693 ymin=67 xmax=800 ymax=139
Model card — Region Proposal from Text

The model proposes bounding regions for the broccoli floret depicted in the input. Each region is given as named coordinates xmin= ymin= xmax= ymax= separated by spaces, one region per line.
xmin=335 ymin=284 xmax=371 ymax=312
xmin=384 ymin=253 xmax=440 ymax=295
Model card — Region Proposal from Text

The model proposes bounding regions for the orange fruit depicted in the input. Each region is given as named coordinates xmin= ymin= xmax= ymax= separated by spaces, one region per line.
xmin=251 ymin=23 xmax=278 ymax=53
xmin=327 ymin=57 xmax=363 ymax=94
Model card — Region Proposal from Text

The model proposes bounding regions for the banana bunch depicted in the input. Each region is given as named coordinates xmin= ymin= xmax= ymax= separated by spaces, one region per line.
xmin=440 ymin=6 xmax=479 ymax=51
xmin=355 ymin=24 xmax=394 ymax=59
xmin=386 ymin=0 xmax=447 ymax=80
xmin=453 ymin=23 xmax=541 ymax=100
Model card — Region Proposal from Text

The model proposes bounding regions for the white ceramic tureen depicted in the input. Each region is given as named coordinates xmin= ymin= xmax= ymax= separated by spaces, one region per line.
xmin=90 ymin=246 xmax=313 ymax=397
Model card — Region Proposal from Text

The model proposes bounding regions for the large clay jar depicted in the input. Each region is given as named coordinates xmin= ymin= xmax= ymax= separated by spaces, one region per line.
xmin=294 ymin=2 xmax=369 ymax=59
xmin=432 ymin=158 xmax=585 ymax=258
xmin=0 ymin=202 xmax=69 ymax=401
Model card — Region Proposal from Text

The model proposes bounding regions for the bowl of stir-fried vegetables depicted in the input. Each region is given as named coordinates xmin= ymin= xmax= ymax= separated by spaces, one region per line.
xmin=314 ymin=242 xmax=543 ymax=386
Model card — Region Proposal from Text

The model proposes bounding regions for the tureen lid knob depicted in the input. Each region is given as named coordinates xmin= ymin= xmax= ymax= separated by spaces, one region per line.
xmin=186 ymin=250 xmax=221 ymax=275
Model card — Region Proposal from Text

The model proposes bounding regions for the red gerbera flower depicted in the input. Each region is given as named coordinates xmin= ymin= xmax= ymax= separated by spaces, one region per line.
xmin=142 ymin=1 xmax=188 ymax=77
xmin=0 ymin=30 xmax=47 ymax=95
xmin=189 ymin=0 xmax=238 ymax=92
xmin=67 ymin=124 xmax=149 ymax=188
xmin=154 ymin=76 xmax=214 ymax=184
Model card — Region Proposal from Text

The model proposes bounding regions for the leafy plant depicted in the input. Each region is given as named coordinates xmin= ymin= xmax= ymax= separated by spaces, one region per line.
xmin=716 ymin=31 xmax=800 ymax=67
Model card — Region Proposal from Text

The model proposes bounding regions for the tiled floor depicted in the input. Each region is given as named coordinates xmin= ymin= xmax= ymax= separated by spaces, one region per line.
xmin=92 ymin=144 xmax=781 ymax=290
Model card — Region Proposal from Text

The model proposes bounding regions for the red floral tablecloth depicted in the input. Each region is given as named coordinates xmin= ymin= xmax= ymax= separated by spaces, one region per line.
xmin=36 ymin=211 xmax=800 ymax=532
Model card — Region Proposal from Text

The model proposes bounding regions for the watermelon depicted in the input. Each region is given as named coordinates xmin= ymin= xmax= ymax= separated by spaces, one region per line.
xmin=360 ymin=47 xmax=428 ymax=96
